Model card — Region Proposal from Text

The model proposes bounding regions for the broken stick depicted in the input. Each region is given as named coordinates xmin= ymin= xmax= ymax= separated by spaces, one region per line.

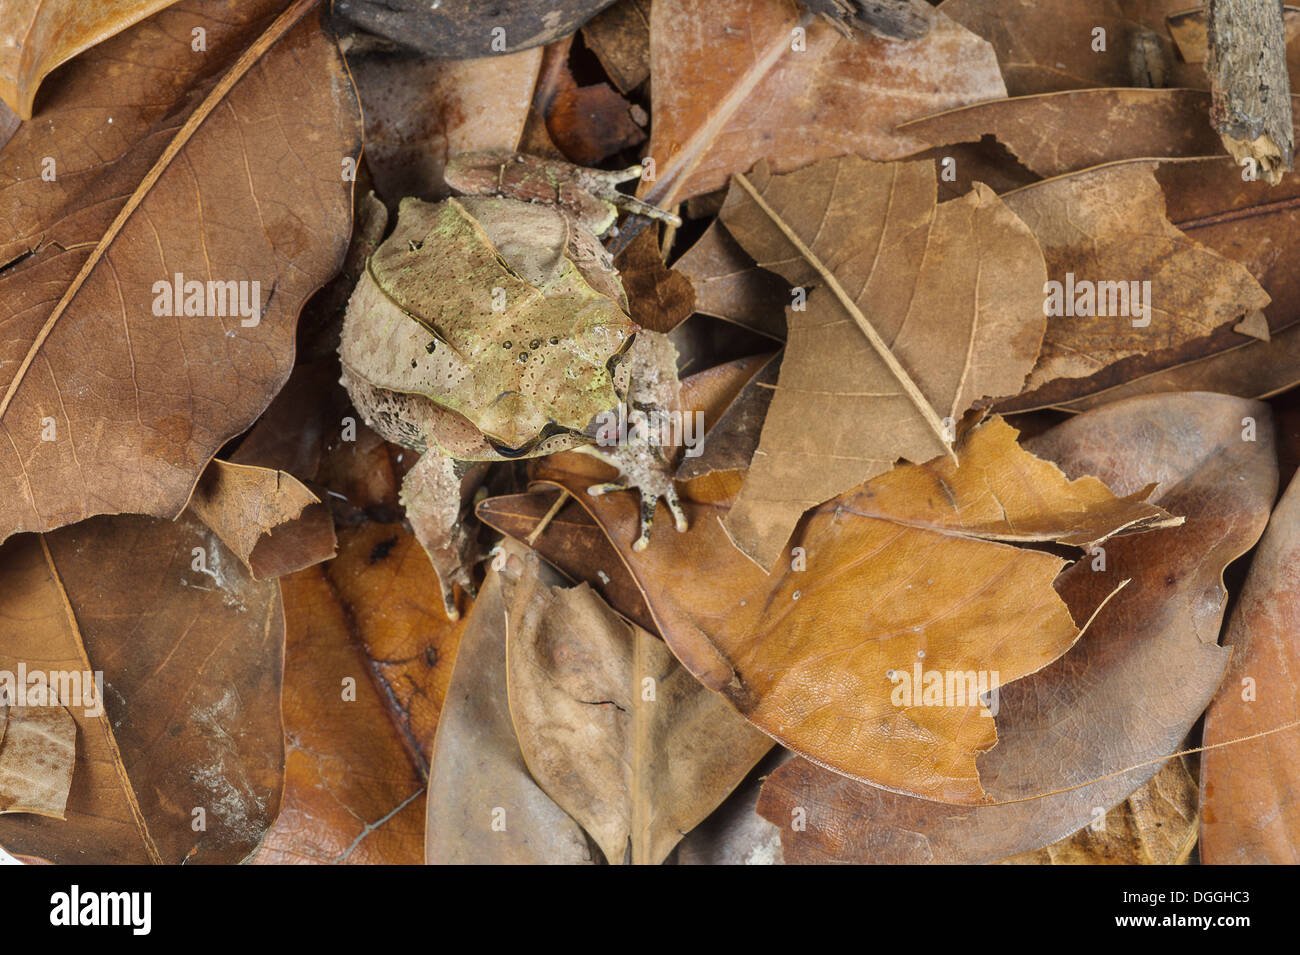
xmin=1207 ymin=0 xmax=1295 ymax=184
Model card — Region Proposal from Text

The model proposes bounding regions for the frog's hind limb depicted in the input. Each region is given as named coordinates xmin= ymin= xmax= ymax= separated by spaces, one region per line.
xmin=400 ymin=451 xmax=486 ymax=620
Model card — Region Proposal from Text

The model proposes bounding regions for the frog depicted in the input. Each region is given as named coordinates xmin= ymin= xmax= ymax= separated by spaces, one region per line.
xmin=338 ymin=149 xmax=689 ymax=618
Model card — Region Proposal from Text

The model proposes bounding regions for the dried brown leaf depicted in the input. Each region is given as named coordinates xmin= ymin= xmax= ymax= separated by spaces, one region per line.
xmin=505 ymin=552 xmax=772 ymax=864
xmin=757 ymin=392 xmax=1274 ymax=862
xmin=718 ymin=156 xmax=1046 ymax=568
xmin=642 ymin=0 xmax=1005 ymax=206
xmin=1002 ymin=162 xmax=1270 ymax=392
xmin=509 ymin=414 xmax=1174 ymax=804
xmin=426 ymin=548 xmax=597 ymax=865
xmin=0 ymin=0 xmax=180 ymax=119
xmin=0 ymin=0 xmax=361 ymax=546
xmin=613 ymin=227 xmax=695 ymax=333
xmin=187 ymin=459 xmax=337 ymax=580
xmin=581 ymin=0 xmax=652 ymax=93
xmin=900 ymin=89 xmax=1226 ymax=177
xmin=350 ymin=48 xmax=541 ymax=203
xmin=1201 ymin=467 xmax=1300 ymax=863
xmin=0 ymin=516 xmax=285 ymax=864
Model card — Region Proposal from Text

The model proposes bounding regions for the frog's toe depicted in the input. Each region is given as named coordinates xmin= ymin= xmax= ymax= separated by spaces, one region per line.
xmin=665 ymin=487 xmax=689 ymax=534
xmin=633 ymin=492 xmax=657 ymax=552
xmin=586 ymin=481 xmax=627 ymax=498
xmin=613 ymin=193 xmax=682 ymax=228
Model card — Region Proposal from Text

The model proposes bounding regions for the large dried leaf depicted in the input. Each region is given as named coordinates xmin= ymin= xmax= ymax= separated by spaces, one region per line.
xmin=900 ymin=89 xmax=1226 ymax=177
xmin=507 ymin=414 xmax=1174 ymax=805
xmin=252 ymin=551 xmax=442 ymax=865
xmin=426 ymin=548 xmax=596 ymax=865
xmin=1001 ymin=162 xmax=1270 ymax=392
xmin=0 ymin=706 xmax=75 ymax=818
xmin=718 ymin=156 xmax=1047 ymax=568
xmin=0 ymin=0 xmax=180 ymax=119
xmin=187 ymin=459 xmax=336 ymax=580
xmin=756 ymin=392 xmax=1274 ymax=862
xmin=1200 ymin=468 xmax=1300 ymax=863
xmin=1000 ymin=158 xmax=1300 ymax=412
xmin=0 ymin=0 xmax=361 ymax=546
xmin=0 ymin=515 xmax=285 ymax=864
xmin=349 ymin=48 xmax=541 ymax=203
xmin=940 ymin=0 xmax=1207 ymax=95
xmin=642 ymin=0 xmax=1005 ymax=205
xmin=252 ymin=521 xmax=460 ymax=864
xmin=506 ymin=552 xmax=772 ymax=864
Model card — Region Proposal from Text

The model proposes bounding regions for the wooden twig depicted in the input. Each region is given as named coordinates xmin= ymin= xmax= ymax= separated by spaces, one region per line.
xmin=1207 ymin=0 xmax=1295 ymax=184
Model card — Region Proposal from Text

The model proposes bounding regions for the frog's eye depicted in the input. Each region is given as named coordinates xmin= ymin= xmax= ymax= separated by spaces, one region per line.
xmin=407 ymin=239 xmax=423 ymax=252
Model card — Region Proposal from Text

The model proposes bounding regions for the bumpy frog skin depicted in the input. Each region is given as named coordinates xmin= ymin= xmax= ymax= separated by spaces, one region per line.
xmin=339 ymin=150 xmax=687 ymax=617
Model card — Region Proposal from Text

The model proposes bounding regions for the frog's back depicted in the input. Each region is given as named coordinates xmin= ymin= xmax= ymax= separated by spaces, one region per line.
xmin=341 ymin=195 xmax=635 ymax=455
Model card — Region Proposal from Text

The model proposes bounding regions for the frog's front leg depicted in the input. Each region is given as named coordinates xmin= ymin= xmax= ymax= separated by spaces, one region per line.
xmin=576 ymin=438 xmax=688 ymax=552
xmin=576 ymin=330 xmax=690 ymax=551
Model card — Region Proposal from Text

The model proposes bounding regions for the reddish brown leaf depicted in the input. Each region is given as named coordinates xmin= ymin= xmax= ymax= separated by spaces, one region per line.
xmin=547 ymin=82 xmax=646 ymax=166
xmin=1201 ymin=468 xmax=1300 ymax=863
xmin=0 ymin=0 xmax=361 ymax=546
xmin=613 ymin=227 xmax=695 ymax=333
xmin=0 ymin=516 xmax=285 ymax=864
xmin=642 ymin=0 xmax=1005 ymax=205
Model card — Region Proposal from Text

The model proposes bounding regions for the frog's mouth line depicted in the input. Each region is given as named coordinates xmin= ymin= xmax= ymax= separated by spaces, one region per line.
xmin=486 ymin=421 xmax=586 ymax=459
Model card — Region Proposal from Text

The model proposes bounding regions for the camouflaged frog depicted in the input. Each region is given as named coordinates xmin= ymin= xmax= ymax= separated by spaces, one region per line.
xmin=339 ymin=150 xmax=687 ymax=617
